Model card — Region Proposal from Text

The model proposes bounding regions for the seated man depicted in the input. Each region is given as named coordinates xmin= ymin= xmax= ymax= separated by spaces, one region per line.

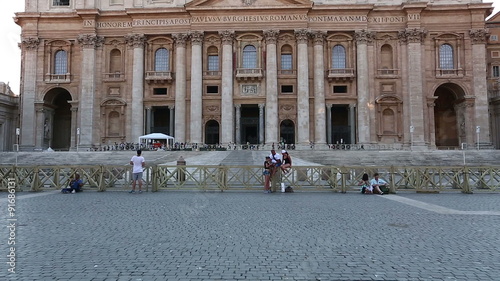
xmin=62 ymin=173 xmax=84 ymax=194
xmin=369 ymin=173 xmax=387 ymax=195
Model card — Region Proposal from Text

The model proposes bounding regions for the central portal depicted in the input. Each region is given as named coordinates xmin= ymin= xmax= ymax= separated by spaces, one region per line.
xmin=240 ymin=105 xmax=259 ymax=144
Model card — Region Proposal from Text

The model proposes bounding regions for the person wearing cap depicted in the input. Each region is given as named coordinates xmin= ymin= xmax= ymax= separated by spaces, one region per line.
xmin=281 ymin=150 xmax=292 ymax=174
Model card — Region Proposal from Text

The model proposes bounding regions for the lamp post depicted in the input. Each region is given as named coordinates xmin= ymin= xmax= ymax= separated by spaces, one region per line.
xmin=409 ymin=125 xmax=414 ymax=151
xmin=476 ymin=126 xmax=480 ymax=150
xmin=15 ymin=128 xmax=20 ymax=166
xmin=76 ymin=128 xmax=80 ymax=152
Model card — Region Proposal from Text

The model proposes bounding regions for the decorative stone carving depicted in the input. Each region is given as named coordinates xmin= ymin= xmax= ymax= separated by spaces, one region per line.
xmin=173 ymin=33 xmax=189 ymax=47
xmin=294 ymin=29 xmax=310 ymax=44
xmin=22 ymin=37 xmax=40 ymax=50
xmin=355 ymin=30 xmax=375 ymax=44
xmin=219 ymin=30 xmax=235 ymax=45
xmin=190 ymin=31 xmax=204 ymax=45
xmin=242 ymin=0 xmax=256 ymax=6
xmin=469 ymin=29 xmax=488 ymax=44
xmin=398 ymin=28 xmax=427 ymax=44
xmin=263 ymin=30 xmax=279 ymax=45
xmin=124 ymin=33 xmax=146 ymax=48
xmin=311 ymin=31 xmax=326 ymax=45
xmin=78 ymin=34 xmax=104 ymax=48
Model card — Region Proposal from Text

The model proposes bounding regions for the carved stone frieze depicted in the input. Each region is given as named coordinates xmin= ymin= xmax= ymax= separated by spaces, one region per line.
xmin=190 ymin=31 xmax=204 ymax=45
xmin=469 ymin=29 xmax=488 ymax=44
xmin=355 ymin=30 xmax=375 ymax=44
xmin=263 ymin=30 xmax=279 ymax=45
xmin=219 ymin=30 xmax=235 ymax=45
xmin=22 ymin=37 xmax=40 ymax=50
xmin=173 ymin=33 xmax=189 ymax=47
xmin=125 ymin=33 xmax=146 ymax=48
xmin=78 ymin=34 xmax=104 ymax=48
xmin=311 ymin=30 xmax=326 ymax=45
xmin=294 ymin=29 xmax=310 ymax=44
xmin=398 ymin=28 xmax=427 ymax=44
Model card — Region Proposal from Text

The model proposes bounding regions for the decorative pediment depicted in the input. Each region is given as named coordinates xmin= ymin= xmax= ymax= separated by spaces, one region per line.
xmin=186 ymin=0 xmax=312 ymax=9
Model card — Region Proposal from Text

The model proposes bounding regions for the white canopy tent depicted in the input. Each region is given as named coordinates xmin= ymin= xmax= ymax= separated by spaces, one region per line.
xmin=138 ymin=133 xmax=175 ymax=149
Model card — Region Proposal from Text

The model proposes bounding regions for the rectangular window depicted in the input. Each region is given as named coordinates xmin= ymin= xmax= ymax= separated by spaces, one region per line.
xmin=333 ymin=85 xmax=348 ymax=94
xmin=53 ymin=0 xmax=70 ymax=6
xmin=281 ymin=54 xmax=292 ymax=70
xmin=110 ymin=0 xmax=124 ymax=4
xmin=281 ymin=85 xmax=293 ymax=94
xmin=153 ymin=88 xmax=167 ymax=95
xmin=493 ymin=66 xmax=500 ymax=78
xmin=206 ymin=86 xmax=219 ymax=94
xmin=492 ymin=51 xmax=500 ymax=58
xmin=208 ymin=55 xmax=219 ymax=71
xmin=491 ymin=35 xmax=498 ymax=41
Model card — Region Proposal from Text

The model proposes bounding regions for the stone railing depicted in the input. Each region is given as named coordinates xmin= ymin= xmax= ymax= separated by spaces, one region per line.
xmin=2 ymin=165 xmax=499 ymax=194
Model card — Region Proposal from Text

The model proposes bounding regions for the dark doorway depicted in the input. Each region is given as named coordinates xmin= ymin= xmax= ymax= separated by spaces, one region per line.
xmin=280 ymin=119 xmax=295 ymax=144
xmin=434 ymin=84 xmax=461 ymax=147
xmin=151 ymin=107 xmax=171 ymax=135
xmin=331 ymin=105 xmax=351 ymax=144
xmin=240 ymin=105 xmax=259 ymax=144
xmin=49 ymin=90 xmax=72 ymax=150
xmin=205 ymin=120 xmax=220 ymax=145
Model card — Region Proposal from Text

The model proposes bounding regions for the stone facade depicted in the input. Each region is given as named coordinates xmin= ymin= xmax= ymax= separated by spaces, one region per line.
xmin=15 ymin=0 xmax=493 ymax=150
xmin=0 ymin=82 xmax=19 ymax=151
xmin=486 ymin=12 xmax=500 ymax=149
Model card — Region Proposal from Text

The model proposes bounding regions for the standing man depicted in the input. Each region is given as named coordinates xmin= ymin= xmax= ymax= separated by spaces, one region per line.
xmin=129 ymin=150 xmax=145 ymax=193
xmin=269 ymin=149 xmax=282 ymax=192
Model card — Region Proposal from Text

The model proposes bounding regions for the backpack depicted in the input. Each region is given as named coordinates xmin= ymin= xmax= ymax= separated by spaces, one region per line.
xmin=285 ymin=186 xmax=294 ymax=193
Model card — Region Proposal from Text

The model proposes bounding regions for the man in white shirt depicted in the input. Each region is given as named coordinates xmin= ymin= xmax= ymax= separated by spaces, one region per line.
xmin=369 ymin=173 xmax=387 ymax=195
xmin=129 ymin=150 xmax=145 ymax=193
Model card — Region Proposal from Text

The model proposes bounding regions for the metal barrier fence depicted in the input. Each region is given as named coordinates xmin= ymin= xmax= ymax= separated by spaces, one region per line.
xmin=1 ymin=165 xmax=499 ymax=193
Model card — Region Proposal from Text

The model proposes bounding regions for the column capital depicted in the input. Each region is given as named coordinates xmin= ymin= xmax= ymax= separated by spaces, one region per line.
xmin=294 ymin=29 xmax=310 ymax=44
xmin=326 ymin=103 xmax=333 ymax=109
xmin=398 ymin=28 xmax=427 ymax=44
xmin=173 ymin=33 xmax=189 ymax=47
xmin=311 ymin=30 xmax=326 ymax=46
xmin=125 ymin=33 xmax=146 ymax=48
xmin=168 ymin=105 xmax=175 ymax=110
xmin=190 ymin=31 xmax=204 ymax=45
xmin=469 ymin=29 xmax=488 ymax=44
xmin=22 ymin=37 xmax=40 ymax=50
xmin=355 ymin=29 xmax=375 ymax=44
xmin=235 ymin=104 xmax=242 ymax=110
xmin=258 ymin=103 xmax=265 ymax=109
xmin=78 ymin=34 xmax=104 ymax=49
xmin=263 ymin=29 xmax=279 ymax=45
xmin=219 ymin=30 xmax=235 ymax=45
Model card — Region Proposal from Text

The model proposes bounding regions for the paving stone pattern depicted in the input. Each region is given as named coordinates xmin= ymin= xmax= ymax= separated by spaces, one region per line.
xmin=1 ymin=191 xmax=500 ymax=280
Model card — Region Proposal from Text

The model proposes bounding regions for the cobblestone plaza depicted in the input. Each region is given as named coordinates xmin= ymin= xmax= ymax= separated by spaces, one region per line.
xmin=1 ymin=190 xmax=499 ymax=280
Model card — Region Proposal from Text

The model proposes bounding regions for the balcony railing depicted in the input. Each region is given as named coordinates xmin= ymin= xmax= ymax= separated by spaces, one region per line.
xmin=377 ymin=69 xmax=399 ymax=77
xmin=278 ymin=69 xmax=296 ymax=76
xmin=203 ymin=70 xmax=221 ymax=78
xmin=236 ymin=68 xmax=263 ymax=81
xmin=45 ymin=73 xmax=71 ymax=83
xmin=436 ymin=69 xmax=465 ymax=78
xmin=103 ymin=72 xmax=125 ymax=82
xmin=327 ymin=68 xmax=355 ymax=80
xmin=145 ymin=71 xmax=173 ymax=83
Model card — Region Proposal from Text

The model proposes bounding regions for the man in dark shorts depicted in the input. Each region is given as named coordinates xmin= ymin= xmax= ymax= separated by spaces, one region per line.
xmin=129 ymin=150 xmax=145 ymax=193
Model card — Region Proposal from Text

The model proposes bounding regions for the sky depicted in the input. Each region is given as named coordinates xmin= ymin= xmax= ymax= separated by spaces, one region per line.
xmin=1 ymin=1 xmax=499 ymax=96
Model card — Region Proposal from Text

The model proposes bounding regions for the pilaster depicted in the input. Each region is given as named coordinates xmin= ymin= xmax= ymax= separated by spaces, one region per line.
xmin=295 ymin=29 xmax=310 ymax=145
xmin=173 ymin=33 xmax=188 ymax=143
xmin=312 ymin=30 xmax=326 ymax=145
xmin=219 ymin=30 xmax=235 ymax=145
xmin=264 ymin=29 xmax=279 ymax=145
xmin=190 ymin=31 xmax=204 ymax=144
xmin=355 ymin=30 xmax=374 ymax=144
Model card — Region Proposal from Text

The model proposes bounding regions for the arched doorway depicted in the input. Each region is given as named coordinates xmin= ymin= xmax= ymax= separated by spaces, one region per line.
xmin=433 ymin=83 xmax=466 ymax=147
xmin=280 ymin=119 xmax=295 ymax=144
xmin=44 ymin=88 xmax=72 ymax=150
xmin=205 ymin=120 xmax=220 ymax=145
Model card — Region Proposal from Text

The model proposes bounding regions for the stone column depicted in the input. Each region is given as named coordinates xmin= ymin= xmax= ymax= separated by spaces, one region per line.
xmin=312 ymin=31 xmax=327 ymax=145
xmin=219 ymin=30 xmax=235 ymax=145
xmin=145 ymin=107 xmax=151 ymax=134
xmin=264 ymin=30 xmax=279 ymax=145
xmin=355 ymin=30 xmax=374 ymax=144
xmin=34 ymin=103 xmax=45 ymax=149
xmin=190 ymin=31 xmax=204 ymax=144
xmin=469 ymin=29 xmax=491 ymax=145
xmin=259 ymin=103 xmax=265 ymax=144
xmin=70 ymin=105 xmax=78 ymax=149
xmin=78 ymin=34 xmax=103 ymax=149
xmin=169 ymin=105 xmax=175 ymax=137
xmin=464 ymin=98 xmax=476 ymax=146
xmin=326 ymin=104 xmax=332 ymax=144
xmin=125 ymin=33 xmax=146 ymax=143
xmin=399 ymin=28 xmax=427 ymax=148
xmin=173 ymin=33 xmax=188 ymax=143
xmin=20 ymin=37 xmax=39 ymax=151
xmin=295 ymin=29 xmax=310 ymax=145
xmin=235 ymin=104 xmax=241 ymax=145
xmin=426 ymin=98 xmax=437 ymax=149
xmin=349 ymin=104 xmax=356 ymax=144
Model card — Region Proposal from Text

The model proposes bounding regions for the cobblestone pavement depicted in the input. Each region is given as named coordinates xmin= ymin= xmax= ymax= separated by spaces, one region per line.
xmin=1 ymin=190 xmax=500 ymax=281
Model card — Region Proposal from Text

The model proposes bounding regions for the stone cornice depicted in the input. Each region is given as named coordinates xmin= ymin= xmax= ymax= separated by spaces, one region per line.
xmin=124 ymin=33 xmax=146 ymax=48
xmin=263 ymin=30 xmax=279 ymax=45
xmin=22 ymin=37 xmax=40 ymax=50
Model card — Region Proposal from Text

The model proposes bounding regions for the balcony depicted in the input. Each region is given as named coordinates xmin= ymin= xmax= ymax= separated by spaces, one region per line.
xmin=376 ymin=68 xmax=399 ymax=78
xmin=327 ymin=68 xmax=355 ymax=81
xmin=145 ymin=71 xmax=173 ymax=84
xmin=203 ymin=70 xmax=221 ymax=80
xmin=236 ymin=68 xmax=263 ymax=81
xmin=435 ymin=69 xmax=464 ymax=78
xmin=45 ymin=73 xmax=71 ymax=83
xmin=278 ymin=69 xmax=296 ymax=77
xmin=103 ymin=72 xmax=125 ymax=82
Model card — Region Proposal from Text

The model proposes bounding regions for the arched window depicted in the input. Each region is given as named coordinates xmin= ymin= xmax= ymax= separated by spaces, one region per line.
xmin=207 ymin=46 xmax=219 ymax=71
xmin=242 ymin=45 xmax=257 ymax=69
xmin=54 ymin=50 xmax=67 ymax=74
xmin=439 ymin=44 xmax=454 ymax=69
xmin=332 ymin=45 xmax=346 ymax=69
xmin=109 ymin=49 xmax=122 ymax=73
xmin=380 ymin=44 xmax=393 ymax=69
xmin=155 ymin=48 xmax=169 ymax=71
xmin=281 ymin=45 xmax=293 ymax=70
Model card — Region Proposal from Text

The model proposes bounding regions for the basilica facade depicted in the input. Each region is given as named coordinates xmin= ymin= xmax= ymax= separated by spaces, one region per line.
xmin=16 ymin=0 xmax=493 ymax=150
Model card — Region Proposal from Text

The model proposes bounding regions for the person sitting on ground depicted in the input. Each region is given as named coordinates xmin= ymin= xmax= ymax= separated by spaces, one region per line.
xmin=281 ymin=150 xmax=292 ymax=174
xmin=359 ymin=173 xmax=372 ymax=194
xmin=61 ymin=173 xmax=84 ymax=194
xmin=369 ymin=173 xmax=387 ymax=195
